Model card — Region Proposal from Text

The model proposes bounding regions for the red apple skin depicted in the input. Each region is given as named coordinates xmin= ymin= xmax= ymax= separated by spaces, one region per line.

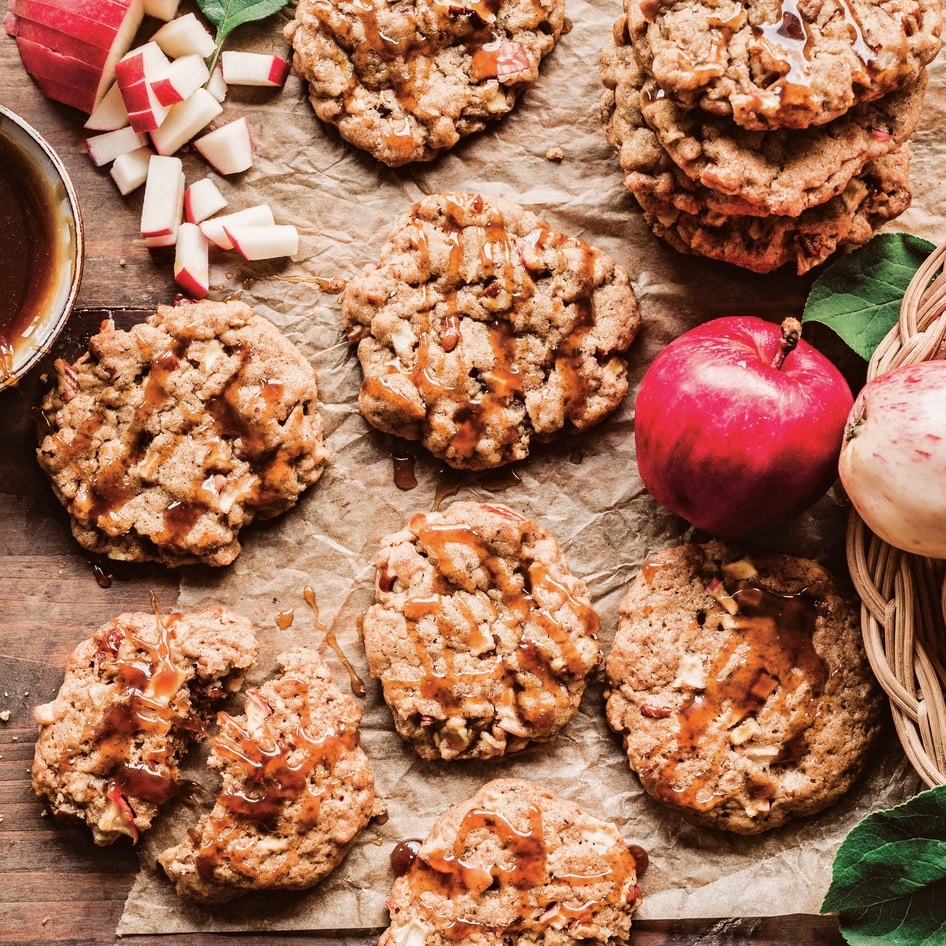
xmin=635 ymin=315 xmax=854 ymax=537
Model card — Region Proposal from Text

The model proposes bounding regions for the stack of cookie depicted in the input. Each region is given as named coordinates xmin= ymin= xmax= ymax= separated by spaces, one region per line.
xmin=600 ymin=0 xmax=943 ymax=274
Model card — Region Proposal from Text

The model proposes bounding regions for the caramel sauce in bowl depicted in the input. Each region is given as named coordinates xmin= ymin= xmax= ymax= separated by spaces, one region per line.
xmin=0 ymin=106 xmax=83 ymax=389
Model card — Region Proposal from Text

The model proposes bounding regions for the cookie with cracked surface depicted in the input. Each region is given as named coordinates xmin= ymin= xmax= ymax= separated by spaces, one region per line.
xmin=599 ymin=18 xmax=926 ymax=219
xmin=284 ymin=0 xmax=565 ymax=166
xmin=31 ymin=606 xmax=258 ymax=845
xmin=36 ymin=299 xmax=329 ymax=567
xmin=381 ymin=778 xmax=644 ymax=946
xmin=159 ymin=647 xmax=385 ymax=903
xmin=605 ymin=541 xmax=883 ymax=835
xmin=626 ymin=0 xmax=941 ymax=130
xmin=634 ymin=146 xmax=912 ymax=274
xmin=363 ymin=501 xmax=600 ymax=761
xmin=342 ymin=192 xmax=640 ymax=471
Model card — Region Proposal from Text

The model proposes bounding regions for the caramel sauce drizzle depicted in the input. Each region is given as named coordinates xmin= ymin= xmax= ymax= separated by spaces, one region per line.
xmin=90 ymin=596 xmax=188 ymax=811
xmin=407 ymin=803 xmax=639 ymax=937
xmin=305 ymin=585 xmax=367 ymax=697
xmin=384 ymin=512 xmax=598 ymax=744
xmin=195 ymin=679 xmax=357 ymax=879
xmin=655 ymin=579 xmax=829 ymax=813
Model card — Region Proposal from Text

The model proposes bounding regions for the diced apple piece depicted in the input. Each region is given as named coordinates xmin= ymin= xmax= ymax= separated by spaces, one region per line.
xmin=194 ymin=118 xmax=253 ymax=175
xmin=110 ymin=145 xmax=153 ymax=195
xmin=144 ymin=232 xmax=177 ymax=248
xmin=115 ymin=40 xmax=169 ymax=88
xmin=140 ymin=153 xmax=184 ymax=241
xmin=221 ymin=50 xmax=290 ymax=87
xmin=174 ymin=222 xmax=210 ymax=298
xmin=150 ymin=53 xmax=210 ymax=106
xmin=83 ymin=80 xmax=129 ymax=131
xmin=142 ymin=0 xmax=180 ymax=20
xmin=225 ymin=223 xmax=299 ymax=261
xmin=149 ymin=12 xmax=215 ymax=59
xmin=206 ymin=63 xmax=228 ymax=102
xmin=5 ymin=0 xmax=145 ymax=113
xmin=184 ymin=177 xmax=228 ymax=224
xmin=86 ymin=124 xmax=147 ymax=166
xmin=199 ymin=204 xmax=275 ymax=250
xmin=149 ymin=88 xmax=223 ymax=156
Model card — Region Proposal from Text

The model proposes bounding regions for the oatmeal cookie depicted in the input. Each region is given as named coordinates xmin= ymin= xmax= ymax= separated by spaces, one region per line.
xmin=626 ymin=0 xmax=941 ymax=130
xmin=635 ymin=147 xmax=912 ymax=274
xmin=363 ymin=501 xmax=600 ymax=761
xmin=284 ymin=0 xmax=565 ymax=166
xmin=381 ymin=778 xmax=644 ymax=946
xmin=605 ymin=542 xmax=883 ymax=834
xmin=36 ymin=299 xmax=329 ymax=567
xmin=158 ymin=647 xmax=385 ymax=904
xmin=599 ymin=20 xmax=926 ymax=219
xmin=342 ymin=192 xmax=640 ymax=471
xmin=31 ymin=606 xmax=258 ymax=845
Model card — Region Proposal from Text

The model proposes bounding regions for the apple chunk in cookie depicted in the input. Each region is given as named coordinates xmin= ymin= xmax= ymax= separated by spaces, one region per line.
xmin=343 ymin=192 xmax=641 ymax=471
xmin=363 ymin=501 xmax=601 ymax=761
xmin=605 ymin=541 xmax=882 ymax=834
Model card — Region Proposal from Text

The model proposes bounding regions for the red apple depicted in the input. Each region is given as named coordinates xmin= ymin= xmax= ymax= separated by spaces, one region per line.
xmin=635 ymin=316 xmax=853 ymax=537
xmin=839 ymin=360 xmax=946 ymax=557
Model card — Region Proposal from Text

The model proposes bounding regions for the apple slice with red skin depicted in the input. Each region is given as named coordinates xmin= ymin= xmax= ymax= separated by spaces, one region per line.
xmin=184 ymin=178 xmax=228 ymax=224
xmin=194 ymin=117 xmax=254 ymax=175
xmin=140 ymin=153 xmax=184 ymax=240
xmin=635 ymin=316 xmax=853 ymax=538
xmin=110 ymin=145 xmax=152 ymax=195
xmin=149 ymin=88 xmax=223 ymax=156
xmin=85 ymin=124 xmax=147 ymax=166
xmin=225 ymin=223 xmax=299 ymax=260
xmin=150 ymin=53 xmax=211 ymax=106
xmin=221 ymin=50 xmax=290 ymax=87
xmin=174 ymin=222 xmax=210 ymax=298
xmin=5 ymin=0 xmax=144 ymax=113
xmin=84 ymin=80 xmax=128 ymax=131
xmin=199 ymin=204 xmax=275 ymax=250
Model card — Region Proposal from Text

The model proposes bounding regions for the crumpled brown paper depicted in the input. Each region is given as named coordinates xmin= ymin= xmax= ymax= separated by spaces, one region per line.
xmin=116 ymin=1 xmax=945 ymax=933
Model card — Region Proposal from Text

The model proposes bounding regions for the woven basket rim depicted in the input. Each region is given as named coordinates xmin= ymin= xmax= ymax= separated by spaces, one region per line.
xmin=847 ymin=238 xmax=946 ymax=787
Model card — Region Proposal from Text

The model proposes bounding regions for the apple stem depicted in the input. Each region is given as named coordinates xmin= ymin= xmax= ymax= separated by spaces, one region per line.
xmin=772 ymin=317 xmax=803 ymax=370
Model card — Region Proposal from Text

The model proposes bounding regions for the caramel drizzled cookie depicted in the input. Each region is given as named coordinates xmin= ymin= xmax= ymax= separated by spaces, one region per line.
xmin=605 ymin=542 xmax=882 ymax=835
xmin=627 ymin=0 xmax=942 ymax=131
xmin=363 ymin=501 xmax=600 ymax=761
xmin=32 ymin=606 xmax=258 ymax=845
xmin=599 ymin=18 xmax=924 ymax=220
xmin=284 ymin=0 xmax=565 ymax=166
xmin=381 ymin=778 xmax=644 ymax=946
xmin=635 ymin=147 xmax=912 ymax=274
xmin=342 ymin=192 xmax=640 ymax=471
xmin=159 ymin=647 xmax=384 ymax=903
xmin=36 ymin=299 xmax=329 ymax=567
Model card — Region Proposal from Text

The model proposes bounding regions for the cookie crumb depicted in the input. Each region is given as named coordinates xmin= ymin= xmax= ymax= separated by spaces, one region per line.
xmin=0 ymin=710 xmax=10 ymax=722
xmin=545 ymin=146 xmax=564 ymax=161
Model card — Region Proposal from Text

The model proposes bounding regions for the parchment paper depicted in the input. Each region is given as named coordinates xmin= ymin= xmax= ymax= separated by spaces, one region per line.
xmin=117 ymin=1 xmax=946 ymax=932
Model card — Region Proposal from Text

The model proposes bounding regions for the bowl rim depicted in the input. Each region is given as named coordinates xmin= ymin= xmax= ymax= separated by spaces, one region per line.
xmin=0 ymin=104 xmax=85 ymax=390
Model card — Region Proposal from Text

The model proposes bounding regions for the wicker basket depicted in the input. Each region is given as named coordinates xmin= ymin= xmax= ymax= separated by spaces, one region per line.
xmin=846 ymin=240 xmax=946 ymax=787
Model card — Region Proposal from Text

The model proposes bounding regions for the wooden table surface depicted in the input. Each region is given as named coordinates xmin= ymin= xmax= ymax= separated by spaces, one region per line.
xmin=0 ymin=20 xmax=855 ymax=946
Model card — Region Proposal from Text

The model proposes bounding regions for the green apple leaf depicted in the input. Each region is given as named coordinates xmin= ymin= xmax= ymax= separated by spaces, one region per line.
xmin=197 ymin=0 xmax=290 ymax=70
xmin=821 ymin=785 xmax=946 ymax=946
xmin=802 ymin=233 xmax=935 ymax=361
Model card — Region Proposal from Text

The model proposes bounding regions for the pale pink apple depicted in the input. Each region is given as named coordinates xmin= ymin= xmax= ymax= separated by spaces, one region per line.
xmin=149 ymin=12 xmax=214 ymax=59
xmin=840 ymin=360 xmax=946 ymax=557
xmin=142 ymin=0 xmax=180 ymax=20
xmin=110 ymin=145 xmax=153 ymax=195
xmin=150 ymin=53 xmax=210 ymax=106
xmin=84 ymin=80 xmax=128 ymax=130
xmin=85 ymin=124 xmax=147 ymax=166
xmin=149 ymin=88 xmax=222 ymax=155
